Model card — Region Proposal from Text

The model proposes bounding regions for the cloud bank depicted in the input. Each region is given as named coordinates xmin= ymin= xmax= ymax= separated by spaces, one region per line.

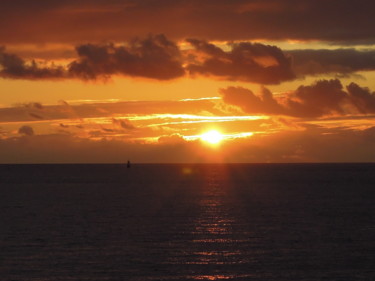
xmin=221 ymin=79 xmax=375 ymax=118
xmin=1 ymin=0 xmax=375 ymax=44
xmin=1 ymin=36 xmax=296 ymax=83
xmin=3 ymin=36 xmax=375 ymax=82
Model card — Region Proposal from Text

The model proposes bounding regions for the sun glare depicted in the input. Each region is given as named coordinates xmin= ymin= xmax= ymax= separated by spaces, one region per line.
xmin=200 ymin=130 xmax=223 ymax=145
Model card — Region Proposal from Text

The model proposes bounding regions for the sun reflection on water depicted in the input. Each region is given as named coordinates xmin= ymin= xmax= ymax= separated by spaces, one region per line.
xmin=190 ymin=166 xmax=243 ymax=279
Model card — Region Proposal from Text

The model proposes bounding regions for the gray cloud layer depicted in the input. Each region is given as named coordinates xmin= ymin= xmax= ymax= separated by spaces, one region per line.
xmin=289 ymin=49 xmax=375 ymax=76
xmin=1 ymin=0 xmax=375 ymax=44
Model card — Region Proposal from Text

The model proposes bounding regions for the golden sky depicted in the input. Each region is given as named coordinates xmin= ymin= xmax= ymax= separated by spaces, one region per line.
xmin=1 ymin=0 xmax=375 ymax=163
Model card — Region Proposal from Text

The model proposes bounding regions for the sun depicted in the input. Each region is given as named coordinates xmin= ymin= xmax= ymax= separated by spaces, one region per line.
xmin=200 ymin=130 xmax=223 ymax=145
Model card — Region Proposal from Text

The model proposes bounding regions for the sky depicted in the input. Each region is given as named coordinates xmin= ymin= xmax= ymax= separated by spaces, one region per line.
xmin=1 ymin=0 xmax=375 ymax=163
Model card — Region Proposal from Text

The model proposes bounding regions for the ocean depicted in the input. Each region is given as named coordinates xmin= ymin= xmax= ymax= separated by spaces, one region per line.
xmin=0 ymin=163 xmax=374 ymax=280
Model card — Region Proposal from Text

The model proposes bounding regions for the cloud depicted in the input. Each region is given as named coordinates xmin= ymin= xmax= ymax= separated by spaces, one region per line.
xmin=158 ymin=133 xmax=186 ymax=144
xmin=221 ymin=86 xmax=285 ymax=114
xmin=1 ymin=125 xmax=375 ymax=163
xmin=6 ymin=35 xmax=375 ymax=83
xmin=1 ymin=0 xmax=375 ymax=44
xmin=18 ymin=125 xmax=34 ymax=136
xmin=288 ymin=48 xmax=375 ymax=77
xmin=0 ymin=47 xmax=65 ymax=79
xmin=21 ymin=102 xmax=44 ymax=110
xmin=28 ymin=112 xmax=44 ymax=120
xmin=68 ymin=34 xmax=185 ymax=80
xmin=346 ymin=83 xmax=375 ymax=114
xmin=186 ymin=39 xmax=295 ymax=84
xmin=1 ymin=35 xmax=185 ymax=81
xmin=112 ymin=118 xmax=135 ymax=130
xmin=221 ymin=79 xmax=375 ymax=118
xmin=0 ymin=97 xmax=223 ymax=123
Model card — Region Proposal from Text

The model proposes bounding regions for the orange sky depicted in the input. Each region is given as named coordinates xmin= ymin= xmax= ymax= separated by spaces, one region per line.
xmin=1 ymin=0 xmax=375 ymax=163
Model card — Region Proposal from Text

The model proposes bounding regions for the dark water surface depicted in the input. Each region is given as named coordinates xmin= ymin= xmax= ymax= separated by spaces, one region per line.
xmin=0 ymin=163 xmax=374 ymax=280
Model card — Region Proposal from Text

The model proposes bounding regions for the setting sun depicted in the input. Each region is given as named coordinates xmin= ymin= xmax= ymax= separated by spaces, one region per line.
xmin=200 ymin=130 xmax=223 ymax=145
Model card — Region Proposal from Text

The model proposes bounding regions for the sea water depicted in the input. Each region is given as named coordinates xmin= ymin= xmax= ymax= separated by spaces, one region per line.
xmin=0 ymin=163 xmax=374 ymax=280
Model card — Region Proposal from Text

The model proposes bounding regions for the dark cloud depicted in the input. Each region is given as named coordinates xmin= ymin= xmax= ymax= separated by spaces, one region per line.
xmin=112 ymin=118 xmax=136 ymax=130
xmin=289 ymin=49 xmax=375 ymax=77
xmin=60 ymin=123 xmax=69 ymax=128
xmin=0 ymin=47 xmax=65 ymax=79
xmin=187 ymin=39 xmax=295 ymax=84
xmin=21 ymin=102 xmax=44 ymax=110
xmin=1 ymin=0 xmax=375 ymax=44
xmin=221 ymin=79 xmax=375 ymax=118
xmin=1 ymin=35 xmax=185 ymax=81
xmin=221 ymin=86 xmax=285 ymax=114
xmin=69 ymin=34 xmax=184 ymax=80
xmin=28 ymin=112 xmax=44 ymax=120
xmin=4 ymin=36 xmax=374 ymax=83
xmin=288 ymin=79 xmax=348 ymax=117
xmin=346 ymin=83 xmax=375 ymax=114
xmin=102 ymin=127 xmax=115 ymax=133
xmin=31 ymin=102 xmax=44 ymax=110
xmin=3 ymin=33 xmax=375 ymax=85
xmin=18 ymin=125 xmax=34 ymax=136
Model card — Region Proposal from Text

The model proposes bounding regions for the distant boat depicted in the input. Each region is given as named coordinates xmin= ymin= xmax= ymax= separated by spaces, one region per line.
xmin=127 ymin=160 xmax=131 ymax=168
